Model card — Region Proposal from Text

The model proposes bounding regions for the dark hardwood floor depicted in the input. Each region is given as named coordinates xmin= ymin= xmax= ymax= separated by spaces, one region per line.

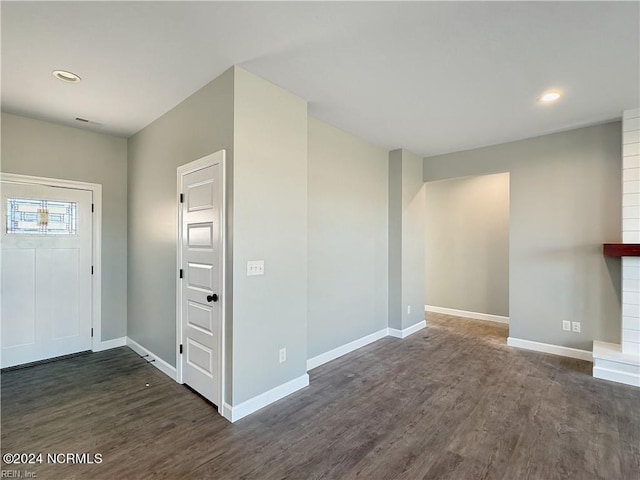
xmin=2 ymin=313 xmax=639 ymax=479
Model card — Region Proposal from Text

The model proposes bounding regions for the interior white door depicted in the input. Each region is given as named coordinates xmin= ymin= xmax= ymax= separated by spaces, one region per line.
xmin=180 ymin=157 xmax=223 ymax=406
xmin=1 ymin=182 xmax=92 ymax=368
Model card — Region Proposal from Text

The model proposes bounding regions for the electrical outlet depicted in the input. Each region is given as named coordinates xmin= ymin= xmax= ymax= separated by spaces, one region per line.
xmin=279 ymin=348 xmax=286 ymax=363
xmin=562 ymin=320 xmax=571 ymax=331
xmin=247 ymin=260 xmax=265 ymax=276
xmin=572 ymin=321 xmax=581 ymax=333
xmin=407 ymin=305 xmax=411 ymax=314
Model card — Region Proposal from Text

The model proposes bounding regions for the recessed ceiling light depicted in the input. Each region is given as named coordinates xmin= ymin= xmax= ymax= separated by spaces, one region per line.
xmin=52 ymin=70 xmax=81 ymax=83
xmin=539 ymin=90 xmax=562 ymax=103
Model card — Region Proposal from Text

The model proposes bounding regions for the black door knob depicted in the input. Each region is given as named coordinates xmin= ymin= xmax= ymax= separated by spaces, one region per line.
xmin=207 ymin=293 xmax=219 ymax=303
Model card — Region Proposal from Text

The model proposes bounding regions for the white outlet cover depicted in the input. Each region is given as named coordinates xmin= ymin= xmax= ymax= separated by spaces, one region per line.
xmin=562 ymin=320 xmax=571 ymax=331
xmin=572 ymin=321 xmax=581 ymax=333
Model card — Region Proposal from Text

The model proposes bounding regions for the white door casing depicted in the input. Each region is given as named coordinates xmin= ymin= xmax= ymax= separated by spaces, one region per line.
xmin=1 ymin=181 xmax=93 ymax=368
xmin=177 ymin=151 xmax=225 ymax=408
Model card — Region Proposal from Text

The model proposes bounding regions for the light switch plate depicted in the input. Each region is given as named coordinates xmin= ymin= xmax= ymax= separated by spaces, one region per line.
xmin=247 ymin=260 xmax=264 ymax=276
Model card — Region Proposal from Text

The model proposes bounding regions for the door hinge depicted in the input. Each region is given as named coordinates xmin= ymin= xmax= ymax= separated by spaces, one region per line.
xmin=91 ymin=328 xmax=94 ymax=337
xmin=179 ymin=344 xmax=183 ymax=354
xmin=91 ymin=266 xmax=94 ymax=275
xmin=91 ymin=203 xmax=94 ymax=213
xmin=179 ymin=268 xmax=183 ymax=279
xmin=179 ymin=193 xmax=184 ymax=203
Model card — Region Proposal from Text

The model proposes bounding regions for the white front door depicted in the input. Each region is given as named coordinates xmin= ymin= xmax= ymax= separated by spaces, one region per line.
xmin=1 ymin=181 xmax=92 ymax=368
xmin=179 ymin=152 xmax=224 ymax=406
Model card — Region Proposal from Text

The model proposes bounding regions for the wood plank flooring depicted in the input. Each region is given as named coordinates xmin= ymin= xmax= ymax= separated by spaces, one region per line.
xmin=2 ymin=313 xmax=639 ymax=479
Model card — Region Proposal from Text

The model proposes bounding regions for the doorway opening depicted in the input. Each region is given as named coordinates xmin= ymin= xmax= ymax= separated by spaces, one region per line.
xmin=424 ymin=172 xmax=510 ymax=339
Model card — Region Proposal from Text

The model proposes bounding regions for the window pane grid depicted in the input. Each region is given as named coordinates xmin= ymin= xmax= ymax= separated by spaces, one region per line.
xmin=7 ymin=198 xmax=77 ymax=235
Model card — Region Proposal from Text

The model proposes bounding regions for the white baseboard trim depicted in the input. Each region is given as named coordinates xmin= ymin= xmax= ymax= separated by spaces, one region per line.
xmin=592 ymin=341 xmax=640 ymax=387
xmin=307 ymin=328 xmax=388 ymax=370
xmin=426 ymin=305 xmax=509 ymax=324
xmin=222 ymin=374 xmax=309 ymax=423
xmin=93 ymin=337 xmax=126 ymax=352
xmin=388 ymin=320 xmax=427 ymax=339
xmin=126 ymin=337 xmax=177 ymax=381
xmin=507 ymin=337 xmax=593 ymax=362
xmin=593 ymin=366 xmax=640 ymax=387
xmin=307 ymin=321 xmax=427 ymax=370
xmin=221 ymin=402 xmax=234 ymax=421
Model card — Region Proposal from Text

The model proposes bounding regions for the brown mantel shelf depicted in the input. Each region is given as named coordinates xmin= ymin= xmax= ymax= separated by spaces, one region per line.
xmin=603 ymin=244 xmax=640 ymax=257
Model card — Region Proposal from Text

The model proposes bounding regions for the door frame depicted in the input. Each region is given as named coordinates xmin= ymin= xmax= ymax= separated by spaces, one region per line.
xmin=175 ymin=150 xmax=226 ymax=410
xmin=0 ymin=172 xmax=103 ymax=352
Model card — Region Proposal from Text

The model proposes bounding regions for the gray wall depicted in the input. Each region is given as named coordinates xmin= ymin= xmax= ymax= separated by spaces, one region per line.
xmin=389 ymin=149 xmax=426 ymax=330
xmin=400 ymin=150 xmax=426 ymax=330
xmin=231 ymin=68 xmax=308 ymax=404
xmin=388 ymin=151 xmax=403 ymax=331
xmin=424 ymin=122 xmax=622 ymax=349
xmin=424 ymin=173 xmax=510 ymax=317
xmin=127 ymin=66 xmax=309 ymax=407
xmin=127 ymin=68 xmax=234 ymax=381
xmin=1 ymin=112 xmax=128 ymax=341
xmin=307 ymin=117 xmax=388 ymax=358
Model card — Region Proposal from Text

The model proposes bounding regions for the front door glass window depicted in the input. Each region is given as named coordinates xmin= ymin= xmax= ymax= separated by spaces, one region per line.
xmin=6 ymin=198 xmax=78 ymax=235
